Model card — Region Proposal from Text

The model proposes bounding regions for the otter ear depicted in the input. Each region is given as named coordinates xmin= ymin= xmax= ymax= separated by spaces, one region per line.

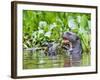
xmin=76 ymin=36 xmax=79 ymax=40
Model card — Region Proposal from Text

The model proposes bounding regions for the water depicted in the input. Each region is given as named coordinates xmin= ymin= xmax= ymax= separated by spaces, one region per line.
xmin=23 ymin=50 xmax=90 ymax=69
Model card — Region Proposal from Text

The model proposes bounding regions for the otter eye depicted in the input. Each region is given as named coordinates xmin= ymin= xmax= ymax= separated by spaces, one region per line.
xmin=67 ymin=32 xmax=71 ymax=35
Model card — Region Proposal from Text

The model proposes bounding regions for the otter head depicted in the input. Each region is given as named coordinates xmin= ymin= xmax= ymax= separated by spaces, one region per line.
xmin=62 ymin=32 xmax=79 ymax=43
